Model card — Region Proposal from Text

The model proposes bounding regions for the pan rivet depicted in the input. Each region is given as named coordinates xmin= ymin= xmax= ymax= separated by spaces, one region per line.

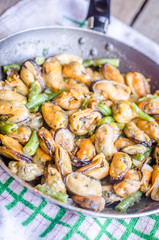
xmin=105 ymin=43 xmax=114 ymax=51
xmin=78 ymin=37 xmax=85 ymax=45
xmin=90 ymin=47 xmax=98 ymax=56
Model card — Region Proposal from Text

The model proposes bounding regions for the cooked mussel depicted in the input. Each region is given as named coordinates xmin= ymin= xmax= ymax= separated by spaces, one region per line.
xmin=122 ymin=144 xmax=148 ymax=155
xmin=114 ymin=169 xmax=141 ymax=198
xmin=125 ymin=72 xmax=150 ymax=97
xmin=124 ymin=122 xmax=150 ymax=143
xmin=0 ymin=80 xmax=11 ymax=91
xmin=150 ymin=165 xmax=159 ymax=200
xmin=55 ymin=89 xmax=84 ymax=110
xmin=7 ymin=126 xmax=31 ymax=145
xmin=42 ymin=102 xmax=68 ymax=130
xmin=109 ymin=152 xmax=132 ymax=181
xmin=102 ymin=185 xmax=123 ymax=205
xmin=41 ymin=164 xmax=66 ymax=193
xmin=138 ymin=98 xmax=159 ymax=115
xmin=0 ymin=134 xmax=23 ymax=153
xmin=64 ymin=79 xmax=89 ymax=94
xmin=75 ymin=138 xmax=96 ymax=161
xmin=8 ymin=161 xmax=44 ymax=181
xmin=72 ymin=195 xmax=105 ymax=212
xmin=95 ymin=123 xmax=117 ymax=160
xmin=55 ymin=53 xmax=82 ymax=65
xmin=100 ymin=63 xmax=124 ymax=83
xmin=33 ymin=147 xmax=52 ymax=167
xmin=6 ymin=68 xmax=28 ymax=96
xmin=0 ymin=100 xmax=30 ymax=123
xmin=88 ymin=92 xmax=110 ymax=109
xmin=0 ymin=131 xmax=32 ymax=163
xmin=112 ymin=101 xmax=137 ymax=123
xmin=65 ymin=172 xmax=105 ymax=212
xmin=55 ymin=145 xmax=72 ymax=177
xmin=134 ymin=118 xmax=159 ymax=140
xmin=63 ymin=62 xmax=92 ymax=86
xmin=114 ymin=137 xmax=135 ymax=151
xmin=20 ymin=112 xmax=43 ymax=130
xmin=92 ymin=80 xmax=131 ymax=101
xmin=132 ymin=159 xmax=153 ymax=193
xmin=146 ymin=165 xmax=159 ymax=201
xmin=68 ymin=152 xmax=91 ymax=167
xmin=86 ymin=67 xmax=102 ymax=81
xmin=153 ymin=142 xmax=159 ymax=165
xmin=109 ymin=122 xmax=121 ymax=142
xmin=65 ymin=172 xmax=102 ymax=196
xmin=20 ymin=59 xmax=46 ymax=90
xmin=42 ymin=57 xmax=63 ymax=91
xmin=0 ymin=90 xmax=27 ymax=104
xmin=54 ymin=128 xmax=74 ymax=152
xmin=69 ymin=109 xmax=102 ymax=135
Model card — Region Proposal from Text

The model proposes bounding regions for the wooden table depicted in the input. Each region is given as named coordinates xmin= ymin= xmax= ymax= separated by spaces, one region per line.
xmin=0 ymin=0 xmax=159 ymax=44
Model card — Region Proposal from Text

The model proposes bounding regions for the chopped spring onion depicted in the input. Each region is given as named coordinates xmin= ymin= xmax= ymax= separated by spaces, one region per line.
xmin=131 ymin=103 xmax=155 ymax=122
xmin=83 ymin=58 xmax=120 ymax=68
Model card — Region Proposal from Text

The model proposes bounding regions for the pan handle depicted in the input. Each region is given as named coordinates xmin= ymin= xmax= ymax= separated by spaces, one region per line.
xmin=86 ymin=0 xmax=110 ymax=33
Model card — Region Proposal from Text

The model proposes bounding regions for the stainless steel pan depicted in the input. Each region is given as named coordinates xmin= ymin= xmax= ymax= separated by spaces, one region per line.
xmin=0 ymin=0 xmax=159 ymax=218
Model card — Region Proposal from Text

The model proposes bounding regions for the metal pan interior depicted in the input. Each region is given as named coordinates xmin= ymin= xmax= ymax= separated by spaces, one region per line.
xmin=0 ymin=26 xmax=159 ymax=218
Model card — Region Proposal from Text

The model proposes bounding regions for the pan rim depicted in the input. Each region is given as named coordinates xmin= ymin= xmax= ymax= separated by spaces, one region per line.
xmin=0 ymin=25 xmax=159 ymax=218
xmin=0 ymin=25 xmax=158 ymax=66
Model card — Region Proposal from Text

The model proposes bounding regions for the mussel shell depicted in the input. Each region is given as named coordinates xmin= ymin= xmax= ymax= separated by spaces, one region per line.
xmin=69 ymin=153 xmax=91 ymax=167
xmin=152 ymin=114 xmax=159 ymax=122
xmin=132 ymin=139 xmax=155 ymax=148
xmin=0 ymin=146 xmax=32 ymax=163
xmin=38 ymin=127 xmax=55 ymax=156
xmin=153 ymin=145 xmax=159 ymax=165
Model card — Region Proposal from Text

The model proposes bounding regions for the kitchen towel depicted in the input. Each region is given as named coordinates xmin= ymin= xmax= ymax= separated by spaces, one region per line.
xmin=0 ymin=0 xmax=159 ymax=240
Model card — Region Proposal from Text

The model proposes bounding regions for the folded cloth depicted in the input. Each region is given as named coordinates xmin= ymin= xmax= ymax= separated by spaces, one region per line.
xmin=0 ymin=1 xmax=159 ymax=240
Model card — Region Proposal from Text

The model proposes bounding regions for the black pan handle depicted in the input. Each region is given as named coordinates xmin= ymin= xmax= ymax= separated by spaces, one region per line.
xmin=86 ymin=0 xmax=110 ymax=33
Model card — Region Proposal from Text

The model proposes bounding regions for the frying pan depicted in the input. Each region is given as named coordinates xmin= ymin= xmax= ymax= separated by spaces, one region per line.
xmin=0 ymin=0 xmax=159 ymax=218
